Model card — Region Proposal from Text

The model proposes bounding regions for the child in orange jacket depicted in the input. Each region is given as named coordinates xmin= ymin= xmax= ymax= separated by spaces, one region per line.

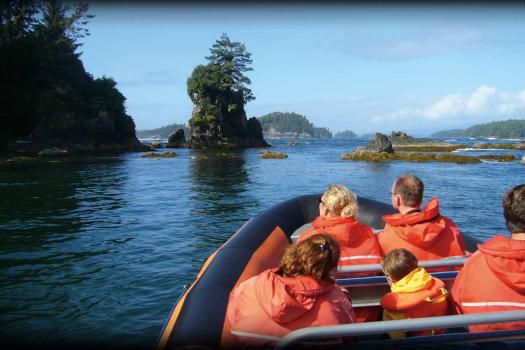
xmin=380 ymin=248 xmax=449 ymax=339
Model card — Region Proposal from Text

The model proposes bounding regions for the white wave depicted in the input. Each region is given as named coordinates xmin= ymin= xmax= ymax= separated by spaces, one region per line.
xmin=445 ymin=139 xmax=457 ymax=142
xmin=479 ymin=159 xmax=513 ymax=164
xmin=486 ymin=137 xmax=498 ymax=140
xmin=452 ymin=148 xmax=505 ymax=152
xmin=503 ymin=138 xmax=523 ymax=142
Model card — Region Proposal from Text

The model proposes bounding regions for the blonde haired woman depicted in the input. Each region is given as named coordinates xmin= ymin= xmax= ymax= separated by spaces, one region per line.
xmin=228 ymin=234 xmax=355 ymax=347
xmin=297 ymin=184 xmax=382 ymax=322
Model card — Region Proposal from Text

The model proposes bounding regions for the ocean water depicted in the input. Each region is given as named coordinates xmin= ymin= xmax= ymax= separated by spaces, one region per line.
xmin=0 ymin=137 xmax=523 ymax=348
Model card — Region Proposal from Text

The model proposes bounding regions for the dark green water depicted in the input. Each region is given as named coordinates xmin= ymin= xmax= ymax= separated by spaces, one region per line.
xmin=0 ymin=138 xmax=523 ymax=348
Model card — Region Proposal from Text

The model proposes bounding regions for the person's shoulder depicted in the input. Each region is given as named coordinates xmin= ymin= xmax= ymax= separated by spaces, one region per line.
xmin=439 ymin=215 xmax=461 ymax=230
xmin=296 ymin=228 xmax=318 ymax=243
xmin=461 ymin=249 xmax=484 ymax=271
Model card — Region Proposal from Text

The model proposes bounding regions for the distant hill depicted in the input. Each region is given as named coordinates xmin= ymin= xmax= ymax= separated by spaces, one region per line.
xmin=432 ymin=119 xmax=525 ymax=138
xmin=334 ymin=130 xmax=358 ymax=139
xmin=136 ymin=123 xmax=188 ymax=139
xmin=257 ymin=112 xmax=332 ymax=138
xmin=431 ymin=129 xmax=465 ymax=138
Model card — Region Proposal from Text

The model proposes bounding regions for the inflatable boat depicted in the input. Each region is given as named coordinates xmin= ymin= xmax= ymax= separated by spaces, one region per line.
xmin=156 ymin=194 xmax=525 ymax=349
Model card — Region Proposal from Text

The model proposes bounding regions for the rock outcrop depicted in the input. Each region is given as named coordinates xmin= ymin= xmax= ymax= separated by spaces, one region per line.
xmin=167 ymin=128 xmax=187 ymax=148
xmin=8 ymin=109 xmax=148 ymax=156
xmin=259 ymin=151 xmax=288 ymax=159
xmin=188 ymin=93 xmax=269 ymax=149
xmin=389 ymin=131 xmax=417 ymax=145
xmin=521 ymin=154 xmax=525 ymax=165
xmin=142 ymin=151 xmax=176 ymax=158
xmin=365 ymin=133 xmax=394 ymax=153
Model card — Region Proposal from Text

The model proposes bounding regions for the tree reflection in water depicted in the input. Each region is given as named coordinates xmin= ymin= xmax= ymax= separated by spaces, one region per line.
xmin=188 ymin=149 xmax=260 ymax=248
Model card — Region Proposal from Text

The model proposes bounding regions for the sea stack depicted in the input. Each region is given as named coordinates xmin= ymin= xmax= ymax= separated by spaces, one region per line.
xmin=365 ymin=133 xmax=394 ymax=153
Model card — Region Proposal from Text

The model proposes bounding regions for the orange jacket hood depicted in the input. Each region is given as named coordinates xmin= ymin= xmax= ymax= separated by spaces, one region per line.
xmin=311 ymin=215 xmax=370 ymax=246
xmin=478 ymin=235 xmax=525 ymax=293
xmin=381 ymin=198 xmax=446 ymax=249
xmin=254 ymin=268 xmax=337 ymax=324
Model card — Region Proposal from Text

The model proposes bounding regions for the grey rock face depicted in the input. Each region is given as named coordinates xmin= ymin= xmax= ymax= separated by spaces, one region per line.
xmin=167 ymin=128 xmax=187 ymax=148
xmin=365 ymin=133 xmax=394 ymax=153
xmin=390 ymin=131 xmax=417 ymax=145
xmin=188 ymin=93 xmax=269 ymax=149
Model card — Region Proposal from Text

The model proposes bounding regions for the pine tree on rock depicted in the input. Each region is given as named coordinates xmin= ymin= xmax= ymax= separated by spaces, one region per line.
xmin=206 ymin=33 xmax=254 ymax=104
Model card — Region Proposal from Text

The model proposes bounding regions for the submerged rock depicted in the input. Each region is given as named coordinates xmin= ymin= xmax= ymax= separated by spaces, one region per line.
xmin=472 ymin=143 xmax=525 ymax=150
xmin=259 ymin=151 xmax=288 ymax=159
xmin=341 ymin=149 xmax=480 ymax=163
xmin=167 ymin=128 xmax=187 ymax=148
xmin=142 ymin=151 xmax=176 ymax=158
xmin=521 ymin=155 xmax=525 ymax=165
xmin=365 ymin=133 xmax=394 ymax=153
xmin=476 ymin=154 xmax=516 ymax=162
xmin=393 ymin=144 xmax=466 ymax=152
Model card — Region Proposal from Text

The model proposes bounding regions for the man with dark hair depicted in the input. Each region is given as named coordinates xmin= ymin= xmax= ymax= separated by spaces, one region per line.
xmin=377 ymin=174 xmax=466 ymax=262
xmin=451 ymin=184 xmax=525 ymax=332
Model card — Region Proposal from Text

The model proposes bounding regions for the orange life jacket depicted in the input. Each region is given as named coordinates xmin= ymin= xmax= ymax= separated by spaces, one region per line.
xmin=227 ymin=268 xmax=355 ymax=347
xmin=450 ymin=235 xmax=525 ymax=332
xmin=381 ymin=271 xmax=449 ymax=337
xmin=378 ymin=198 xmax=466 ymax=265
xmin=297 ymin=215 xmax=382 ymax=323
xmin=298 ymin=215 xmax=382 ymax=268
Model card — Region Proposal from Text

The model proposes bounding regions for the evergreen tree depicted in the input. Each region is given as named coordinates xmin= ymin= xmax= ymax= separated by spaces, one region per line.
xmin=205 ymin=33 xmax=254 ymax=104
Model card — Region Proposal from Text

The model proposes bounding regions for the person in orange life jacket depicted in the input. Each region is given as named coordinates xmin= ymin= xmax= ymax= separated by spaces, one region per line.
xmin=380 ymin=248 xmax=449 ymax=339
xmin=297 ymin=184 xmax=381 ymax=270
xmin=227 ymin=234 xmax=355 ymax=347
xmin=378 ymin=174 xmax=467 ymax=264
xmin=450 ymin=184 xmax=525 ymax=332
xmin=297 ymin=184 xmax=382 ymax=323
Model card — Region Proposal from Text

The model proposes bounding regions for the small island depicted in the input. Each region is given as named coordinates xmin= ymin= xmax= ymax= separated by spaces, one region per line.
xmin=257 ymin=112 xmax=332 ymax=139
xmin=186 ymin=34 xmax=268 ymax=149
xmin=334 ymin=130 xmax=358 ymax=139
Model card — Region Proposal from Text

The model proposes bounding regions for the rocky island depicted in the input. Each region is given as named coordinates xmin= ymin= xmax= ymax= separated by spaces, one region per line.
xmin=1 ymin=2 xmax=147 ymax=158
xmin=185 ymin=34 xmax=268 ymax=149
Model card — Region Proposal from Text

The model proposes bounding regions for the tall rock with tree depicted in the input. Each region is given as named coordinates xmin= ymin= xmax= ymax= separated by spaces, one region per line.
xmin=186 ymin=33 xmax=268 ymax=148
xmin=0 ymin=0 xmax=146 ymax=156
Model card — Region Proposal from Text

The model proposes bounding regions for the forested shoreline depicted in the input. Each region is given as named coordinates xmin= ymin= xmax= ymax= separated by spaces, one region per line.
xmin=432 ymin=119 xmax=525 ymax=138
xmin=0 ymin=1 xmax=145 ymax=156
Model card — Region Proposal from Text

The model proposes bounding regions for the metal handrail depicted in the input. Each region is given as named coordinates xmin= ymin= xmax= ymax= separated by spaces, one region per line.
xmin=337 ymin=271 xmax=458 ymax=287
xmin=274 ymin=310 xmax=525 ymax=349
xmin=337 ymin=256 xmax=467 ymax=274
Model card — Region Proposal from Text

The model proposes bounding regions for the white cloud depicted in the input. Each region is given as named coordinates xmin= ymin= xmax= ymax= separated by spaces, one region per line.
xmin=373 ymin=85 xmax=525 ymax=125
xmin=466 ymin=85 xmax=497 ymax=114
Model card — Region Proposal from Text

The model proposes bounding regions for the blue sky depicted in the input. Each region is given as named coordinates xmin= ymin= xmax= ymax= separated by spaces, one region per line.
xmin=81 ymin=3 xmax=525 ymax=135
